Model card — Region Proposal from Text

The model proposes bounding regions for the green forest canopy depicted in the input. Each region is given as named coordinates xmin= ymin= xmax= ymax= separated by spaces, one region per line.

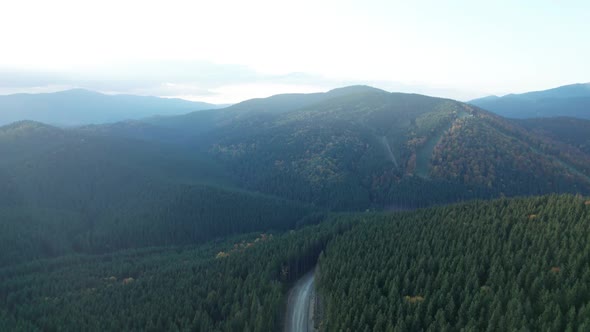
xmin=1 ymin=194 xmax=589 ymax=331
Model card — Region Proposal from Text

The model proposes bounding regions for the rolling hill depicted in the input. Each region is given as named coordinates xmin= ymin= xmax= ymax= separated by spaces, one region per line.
xmin=0 ymin=89 xmax=222 ymax=126
xmin=470 ymin=83 xmax=590 ymax=119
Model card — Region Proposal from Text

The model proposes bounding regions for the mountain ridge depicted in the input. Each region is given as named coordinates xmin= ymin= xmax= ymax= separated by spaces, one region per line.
xmin=71 ymin=86 xmax=590 ymax=210
xmin=0 ymin=89 xmax=224 ymax=125
xmin=469 ymin=83 xmax=590 ymax=119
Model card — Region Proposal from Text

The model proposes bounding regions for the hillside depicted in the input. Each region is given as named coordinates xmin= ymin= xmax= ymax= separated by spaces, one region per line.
xmin=76 ymin=87 xmax=590 ymax=209
xmin=470 ymin=83 xmax=590 ymax=119
xmin=177 ymin=88 xmax=590 ymax=209
xmin=0 ymin=89 xmax=222 ymax=126
xmin=0 ymin=121 xmax=314 ymax=266
xmin=516 ymin=117 xmax=590 ymax=154
xmin=113 ymin=85 xmax=387 ymax=142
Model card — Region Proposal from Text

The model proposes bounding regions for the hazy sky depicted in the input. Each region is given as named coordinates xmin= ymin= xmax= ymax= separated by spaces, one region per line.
xmin=1 ymin=0 xmax=589 ymax=103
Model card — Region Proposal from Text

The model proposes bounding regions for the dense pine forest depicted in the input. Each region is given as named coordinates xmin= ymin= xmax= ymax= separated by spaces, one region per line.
xmin=0 ymin=219 xmax=352 ymax=331
xmin=317 ymin=195 xmax=590 ymax=331
xmin=0 ymin=184 xmax=314 ymax=266
xmin=516 ymin=117 xmax=590 ymax=154
xmin=1 ymin=195 xmax=589 ymax=331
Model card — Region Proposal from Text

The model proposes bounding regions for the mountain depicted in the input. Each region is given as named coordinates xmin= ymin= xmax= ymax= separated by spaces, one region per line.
xmin=516 ymin=117 xmax=590 ymax=154
xmin=222 ymin=85 xmax=385 ymax=114
xmin=190 ymin=88 xmax=590 ymax=208
xmin=87 ymin=86 xmax=590 ymax=210
xmin=0 ymin=89 xmax=223 ymax=125
xmin=115 ymin=85 xmax=386 ymax=141
xmin=3 ymin=86 xmax=590 ymax=264
xmin=469 ymin=83 xmax=590 ymax=119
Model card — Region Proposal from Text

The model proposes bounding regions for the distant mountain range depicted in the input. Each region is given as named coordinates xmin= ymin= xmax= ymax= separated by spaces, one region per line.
xmin=4 ymin=83 xmax=589 ymax=126
xmin=0 ymin=89 xmax=224 ymax=125
xmin=469 ymin=83 xmax=590 ymax=119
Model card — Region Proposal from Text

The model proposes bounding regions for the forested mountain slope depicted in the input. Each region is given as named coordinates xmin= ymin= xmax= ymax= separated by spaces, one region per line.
xmin=516 ymin=117 xmax=590 ymax=154
xmin=83 ymin=87 xmax=590 ymax=209
xmin=90 ymin=86 xmax=386 ymax=142
xmin=195 ymin=88 xmax=590 ymax=209
xmin=0 ymin=121 xmax=314 ymax=266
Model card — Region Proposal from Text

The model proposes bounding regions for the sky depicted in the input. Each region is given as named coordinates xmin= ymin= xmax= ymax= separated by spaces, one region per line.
xmin=1 ymin=0 xmax=589 ymax=104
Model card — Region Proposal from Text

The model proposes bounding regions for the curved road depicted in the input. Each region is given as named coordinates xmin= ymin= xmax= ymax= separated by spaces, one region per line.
xmin=284 ymin=269 xmax=316 ymax=332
